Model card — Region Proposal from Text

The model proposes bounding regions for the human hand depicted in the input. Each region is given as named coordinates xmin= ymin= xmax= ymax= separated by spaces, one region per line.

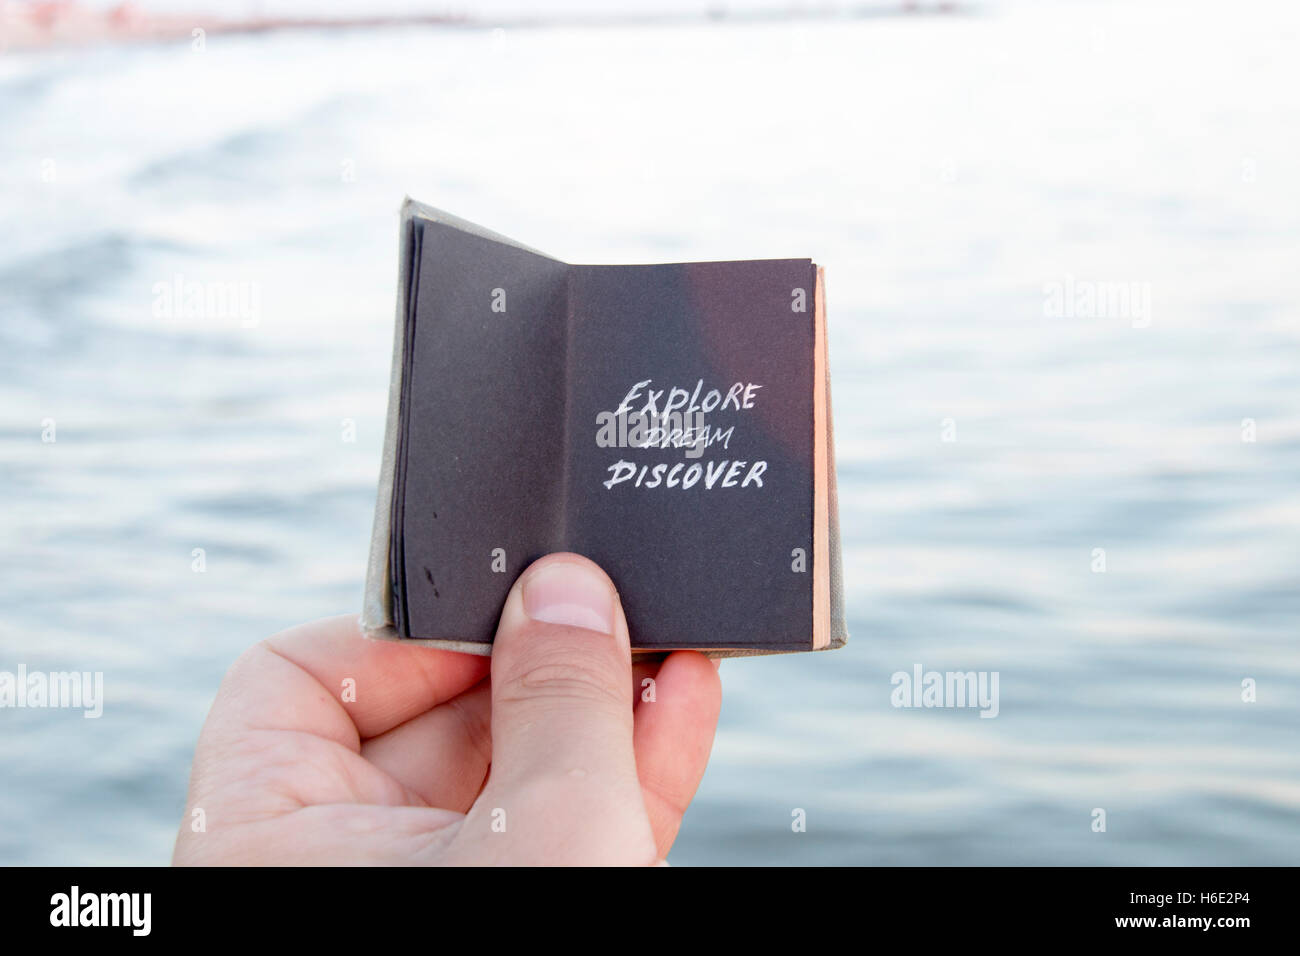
xmin=173 ymin=553 xmax=722 ymax=865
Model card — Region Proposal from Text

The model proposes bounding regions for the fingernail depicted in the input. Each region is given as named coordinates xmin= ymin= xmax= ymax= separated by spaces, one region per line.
xmin=522 ymin=561 xmax=614 ymax=635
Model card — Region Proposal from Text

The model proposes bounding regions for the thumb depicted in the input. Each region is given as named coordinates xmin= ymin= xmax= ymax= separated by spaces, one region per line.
xmin=481 ymin=553 xmax=653 ymax=862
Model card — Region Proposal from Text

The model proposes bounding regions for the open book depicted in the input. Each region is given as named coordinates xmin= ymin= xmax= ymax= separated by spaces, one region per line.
xmin=363 ymin=199 xmax=846 ymax=656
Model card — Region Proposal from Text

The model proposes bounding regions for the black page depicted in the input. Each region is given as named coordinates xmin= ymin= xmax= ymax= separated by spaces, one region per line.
xmin=564 ymin=261 xmax=816 ymax=650
xmin=389 ymin=219 xmax=423 ymax=636
xmin=395 ymin=221 xmax=816 ymax=649
xmin=397 ymin=220 xmax=568 ymax=641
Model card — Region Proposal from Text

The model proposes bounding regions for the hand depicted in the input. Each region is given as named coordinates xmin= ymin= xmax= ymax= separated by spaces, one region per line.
xmin=173 ymin=553 xmax=722 ymax=865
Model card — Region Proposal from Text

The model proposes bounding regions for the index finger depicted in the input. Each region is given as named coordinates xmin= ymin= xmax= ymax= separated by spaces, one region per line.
xmin=208 ymin=614 xmax=490 ymax=746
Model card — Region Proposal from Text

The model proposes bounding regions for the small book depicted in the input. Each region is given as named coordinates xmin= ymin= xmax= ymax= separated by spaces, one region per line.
xmin=363 ymin=199 xmax=847 ymax=656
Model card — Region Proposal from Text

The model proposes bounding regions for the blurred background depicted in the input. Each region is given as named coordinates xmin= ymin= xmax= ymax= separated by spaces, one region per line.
xmin=2 ymin=0 xmax=1298 ymax=865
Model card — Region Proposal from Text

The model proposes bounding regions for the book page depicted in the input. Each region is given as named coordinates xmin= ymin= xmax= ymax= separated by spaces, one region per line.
xmin=396 ymin=219 xmax=569 ymax=641
xmin=564 ymin=259 xmax=818 ymax=649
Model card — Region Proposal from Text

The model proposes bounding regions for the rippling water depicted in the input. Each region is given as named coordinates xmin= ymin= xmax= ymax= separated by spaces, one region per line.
xmin=2 ymin=0 xmax=1298 ymax=864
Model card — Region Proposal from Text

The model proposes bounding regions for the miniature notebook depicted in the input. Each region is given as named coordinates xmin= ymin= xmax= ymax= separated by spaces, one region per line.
xmin=363 ymin=199 xmax=847 ymax=656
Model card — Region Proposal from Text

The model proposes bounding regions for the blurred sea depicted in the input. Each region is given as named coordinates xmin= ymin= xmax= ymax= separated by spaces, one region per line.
xmin=1 ymin=0 xmax=1298 ymax=865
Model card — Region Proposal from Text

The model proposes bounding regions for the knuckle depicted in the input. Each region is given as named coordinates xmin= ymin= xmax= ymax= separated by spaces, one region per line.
xmin=497 ymin=652 xmax=625 ymax=711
